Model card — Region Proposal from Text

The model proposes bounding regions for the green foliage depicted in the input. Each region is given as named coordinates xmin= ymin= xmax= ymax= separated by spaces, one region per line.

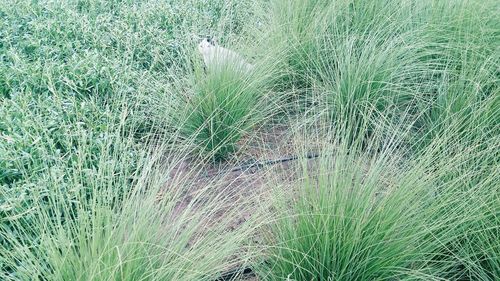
xmin=0 ymin=92 xmax=141 ymax=277
xmin=257 ymin=124 xmax=499 ymax=280
xmin=1 ymin=0 xmax=498 ymax=280
xmin=180 ymin=63 xmax=267 ymax=160
xmin=1 ymin=137 xmax=257 ymax=280
xmin=252 ymin=1 xmax=499 ymax=279
xmin=263 ymin=0 xmax=420 ymax=140
xmin=0 ymin=1 xmax=264 ymax=279
xmin=259 ymin=148 xmax=428 ymax=280
xmin=263 ymin=0 xmax=499 ymax=147
xmin=412 ymin=0 xmax=499 ymax=149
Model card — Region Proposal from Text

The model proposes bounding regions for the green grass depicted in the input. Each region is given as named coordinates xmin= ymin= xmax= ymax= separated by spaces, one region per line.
xmin=179 ymin=52 xmax=282 ymax=160
xmin=254 ymin=123 xmax=498 ymax=280
xmin=1 ymin=0 xmax=499 ymax=280
xmin=1 ymin=129 xmax=261 ymax=280
xmin=257 ymin=137 xmax=427 ymax=280
xmin=262 ymin=0 xmax=498 ymax=145
xmin=251 ymin=0 xmax=499 ymax=279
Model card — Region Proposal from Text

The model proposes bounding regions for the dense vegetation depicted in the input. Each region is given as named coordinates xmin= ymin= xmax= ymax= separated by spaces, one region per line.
xmin=1 ymin=0 xmax=498 ymax=280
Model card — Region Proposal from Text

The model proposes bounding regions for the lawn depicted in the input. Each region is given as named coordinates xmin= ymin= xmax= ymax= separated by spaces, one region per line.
xmin=1 ymin=0 xmax=498 ymax=280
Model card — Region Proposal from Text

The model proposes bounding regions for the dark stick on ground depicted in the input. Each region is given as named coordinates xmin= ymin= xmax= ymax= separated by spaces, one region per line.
xmin=207 ymin=152 xmax=320 ymax=178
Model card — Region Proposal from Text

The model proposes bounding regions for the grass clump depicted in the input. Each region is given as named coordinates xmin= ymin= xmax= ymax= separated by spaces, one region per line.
xmin=262 ymin=0 xmax=427 ymax=138
xmin=411 ymin=0 xmax=499 ymax=149
xmin=1 ymin=133 xmax=260 ymax=280
xmin=412 ymin=118 xmax=499 ymax=280
xmin=180 ymin=49 xmax=279 ymax=160
xmin=255 ymin=132 xmax=427 ymax=280
xmin=182 ymin=71 xmax=259 ymax=160
xmin=256 ymin=122 xmax=499 ymax=280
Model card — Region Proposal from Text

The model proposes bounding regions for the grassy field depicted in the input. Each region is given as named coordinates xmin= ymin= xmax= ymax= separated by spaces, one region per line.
xmin=1 ymin=0 xmax=498 ymax=280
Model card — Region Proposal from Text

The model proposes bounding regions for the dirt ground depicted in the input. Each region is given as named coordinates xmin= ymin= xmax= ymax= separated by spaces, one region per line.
xmin=158 ymin=123 xmax=324 ymax=280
